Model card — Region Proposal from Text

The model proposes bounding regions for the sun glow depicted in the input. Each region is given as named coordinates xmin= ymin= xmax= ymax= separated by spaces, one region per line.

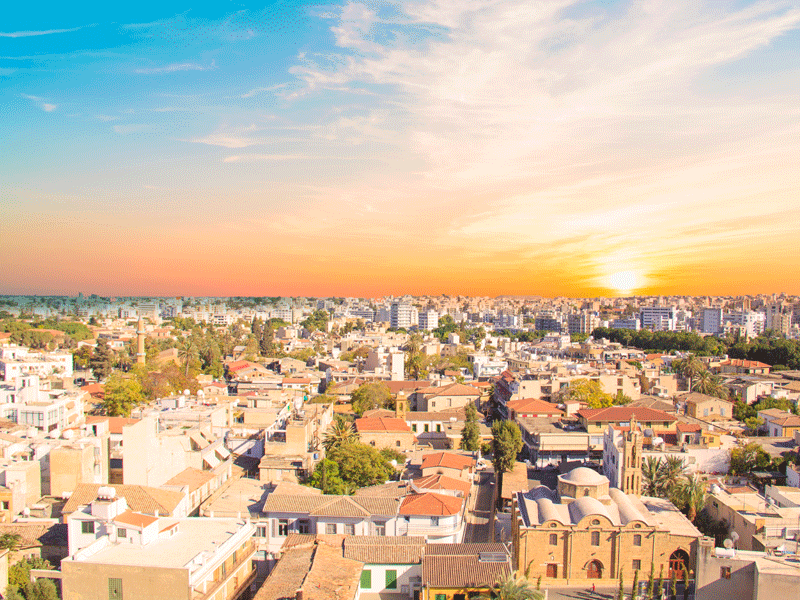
xmin=608 ymin=270 xmax=640 ymax=295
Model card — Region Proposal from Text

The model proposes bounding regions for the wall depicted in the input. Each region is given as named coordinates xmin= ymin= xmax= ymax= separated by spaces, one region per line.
xmin=62 ymin=562 xmax=188 ymax=600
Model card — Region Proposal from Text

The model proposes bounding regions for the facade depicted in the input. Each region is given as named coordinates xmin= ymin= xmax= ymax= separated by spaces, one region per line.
xmin=422 ymin=543 xmax=511 ymax=600
xmin=355 ymin=417 xmax=417 ymax=450
xmin=639 ymin=306 xmax=676 ymax=331
xmin=680 ymin=392 xmax=733 ymax=421
xmin=512 ymin=467 xmax=700 ymax=585
xmin=0 ymin=345 xmax=74 ymax=381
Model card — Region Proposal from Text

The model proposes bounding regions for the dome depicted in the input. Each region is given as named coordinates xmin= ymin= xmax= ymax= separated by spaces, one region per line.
xmin=558 ymin=467 xmax=608 ymax=486
xmin=569 ymin=496 xmax=612 ymax=523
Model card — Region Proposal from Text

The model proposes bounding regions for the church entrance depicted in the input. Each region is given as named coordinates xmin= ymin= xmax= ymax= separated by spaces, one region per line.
xmin=669 ymin=549 xmax=689 ymax=579
xmin=587 ymin=560 xmax=603 ymax=579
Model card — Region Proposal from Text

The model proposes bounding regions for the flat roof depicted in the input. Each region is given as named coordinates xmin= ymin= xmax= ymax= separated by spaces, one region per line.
xmin=67 ymin=518 xmax=249 ymax=569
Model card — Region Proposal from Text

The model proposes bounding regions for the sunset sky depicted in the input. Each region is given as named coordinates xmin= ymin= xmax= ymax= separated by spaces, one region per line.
xmin=2 ymin=1 xmax=799 ymax=298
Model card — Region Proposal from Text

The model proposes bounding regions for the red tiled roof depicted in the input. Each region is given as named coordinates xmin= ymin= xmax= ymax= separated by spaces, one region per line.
xmin=676 ymin=423 xmax=702 ymax=433
xmin=226 ymin=360 xmax=256 ymax=372
xmin=85 ymin=416 xmax=140 ymax=434
xmin=577 ymin=406 xmax=677 ymax=423
xmin=399 ymin=492 xmax=463 ymax=516
xmin=421 ymin=452 xmax=475 ymax=471
xmin=720 ymin=359 xmax=771 ymax=368
xmin=283 ymin=378 xmax=311 ymax=384
xmin=114 ymin=510 xmax=159 ymax=529
xmin=427 ymin=383 xmax=481 ymax=398
xmin=506 ymin=397 xmax=563 ymax=415
xmin=412 ymin=474 xmax=471 ymax=495
xmin=355 ymin=417 xmax=412 ymax=433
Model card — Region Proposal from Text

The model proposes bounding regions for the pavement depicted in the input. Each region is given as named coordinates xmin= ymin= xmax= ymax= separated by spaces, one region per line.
xmin=463 ymin=469 xmax=496 ymax=543
xmin=540 ymin=584 xmax=693 ymax=600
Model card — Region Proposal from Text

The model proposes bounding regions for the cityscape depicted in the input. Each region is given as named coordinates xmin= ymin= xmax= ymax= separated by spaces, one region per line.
xmin=3 ymin=1 xmax=800 ymax=600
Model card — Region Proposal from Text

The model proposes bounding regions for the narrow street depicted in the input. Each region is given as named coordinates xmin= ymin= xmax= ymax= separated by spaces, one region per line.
xmin=464 ymin=469 xmax=496 ymax=543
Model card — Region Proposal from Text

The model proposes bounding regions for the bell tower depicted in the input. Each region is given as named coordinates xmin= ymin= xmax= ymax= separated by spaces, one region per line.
xmin=621 ymin=415 xmax=643 ymax=495
xmin=136 ymin=317 xmax=146 ymax=365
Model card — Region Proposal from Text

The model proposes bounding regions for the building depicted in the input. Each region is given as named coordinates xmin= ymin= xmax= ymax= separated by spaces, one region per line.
xmin=602 ymin=418 xmax=643 ymax=495
xmin=680 ymin=392 xmax=733 ymax=421
xmin=568 ymin=312 xmax=601 ymax=336
xmin=701 ymin=308 xmax=724 ymax=334
xmin=511 ymin=467 xmax=701 ymax=584
xmin=61 ymin=490 xmax=256 ymax=600
xmin=421 ymin=543 xmax=511 ymax=600
xmin=0 ymin=345 xmax=73 ymax=381
xmin=414 ymin=383 xmax=481 ymax=413
xmin=758 ymin=409 xmax=800 ymax=437
xmin=391 ymin=302 xmax=415 ymax=330
xmin=418 ymin=310 xmax=439 ymax=331
xmin=355 ymin=417 xmax=417 ymax=450
xmin=639 ymin=306 xmax=676 ymax=331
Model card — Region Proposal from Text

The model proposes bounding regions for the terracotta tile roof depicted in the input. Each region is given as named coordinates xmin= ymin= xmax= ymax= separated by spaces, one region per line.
xmin=226 ymin=360 xmax=257 ymax=372
xmin=85 ymin=416 xmax=140 ymax=434
xmin=423 ymin=543 xmax=510 ymax=588
xmin=412 ymin=474 xmax=471 ymax=496
xmin=113 ymin=510 xmax=159 ymax=529
xmin=0 ymin=523 xmax=51 ymax=548
xmin=262 ymin=493 xmax=399 ymax=517
xmin=506 ymin=397 xmax=563 ymax=415
xmin=772 ymin=416 xmax=800 ymax=427
xmin=300 ymin=542 xmax=364 ymax=600
xmin=427 ymin=383 xmax=481 ymax=398
xmin=343 ymin=536 xmax=425 ymax=564
xmin=163 ymin=467 xmax=216 ymax=493
xmin=676 ymin=423 xmax=702 ymax=433
xmin=421 ymin=452 xmax=475 ymax=471
xmin=61 ymin=484 xmax=184 ymax=516
xmin=577 ymin=406 xmax=677 ymax=423
xmin=283 ymin=378 xmax=312 ymax=384
xmin=355 ymin=417 xmax=412 ymax=433
xmin=399 ymin=492 xmax=463 ymax=516
xmin=254 ymin=545 xmax=314 ymax=600
xmin=721 ymin=359 xmax=771 ymax=368
xmin=678 ymin=392 xmax=731 ymax=406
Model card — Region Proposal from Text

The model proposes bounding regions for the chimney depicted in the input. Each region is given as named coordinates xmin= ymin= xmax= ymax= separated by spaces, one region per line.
xmin=295 ymin=590 xmax=304 ymax=600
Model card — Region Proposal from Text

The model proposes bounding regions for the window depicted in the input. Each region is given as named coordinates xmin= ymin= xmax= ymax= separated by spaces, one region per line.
xmin=326 ymin=523 xmax=337 ymax=535
xmin=703 ymin=408 xmax=709 ymax=417
xmin=108 ymin=577 xmax=122 ymax=600
xmin=633 ymin=534 xmax=642 ymax=546
xmin=591 ymin=519 xmax=600 ymax=525
xmin=278 ymin=519 xmax=289 ymax=536
xmin=298 ymin=520 xmax=310 ymax=534
xmin=396 ymin=440 xmax=401 ymax=446
xmin=82 ymin=521 xmax=95 ymax=534
xmin=233 ymin=550 xmax=238 ymax=564
xmin=221 ymin=561 xmax=227 ymax=576
xmin=0 ymin=501 xmax=8 ymax=510
xmin=436 ymin=595 xmax=447 ymax=600
xmin=386 ymin=569 xmax=398 ymax=589
xmin=117 ymin=528 xmax=127 ymax=538
xmin=345 ymin=523 xmax=355 ymax=535
xmin=633 ymin=559 xmax=641 ymax=571
xmin=721 ymin=566 xmax=731 ymax=579
xmin=424 ymin=424 xmax=429 ymax=433
xmin=375 ymin=521 xmax=386 ymax=536
xmin=591 ymin=531 xmax=600 ymax=546
xmin=549 ymin=533 xmax=558 ymax=545
xmin=436 ymin=424 xmax=442 ymax=432
xmin=431 ymin=516 xmax=440 ymax=526
xmin=412 ymin=424 xmax=417 ymax=433
xmin=255 ymin=524 xmax=267 ymax=537
xmin=360 ymin=569 xmax=372 ymax=589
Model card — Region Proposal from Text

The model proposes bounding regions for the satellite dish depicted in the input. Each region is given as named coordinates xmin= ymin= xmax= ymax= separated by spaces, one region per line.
xmin=723 ymin=539 xmax=733 ymax=549
xmin=294 ymin=397 xmax=303 ymax=410
xmin=183 ymin=388 xmax=191 ymax=396
xmin=731 ymin=532 xmax=739 ymax=542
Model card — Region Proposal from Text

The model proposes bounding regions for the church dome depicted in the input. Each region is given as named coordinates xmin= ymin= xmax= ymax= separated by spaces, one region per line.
xmin=558 ymin=467 xmax=608 ymax=486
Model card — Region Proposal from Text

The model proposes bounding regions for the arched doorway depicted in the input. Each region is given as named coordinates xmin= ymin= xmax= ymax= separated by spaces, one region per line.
xmin=669 ymin=549 xmax=689 ymax=578
xmin=587 ymin=560 xmax=603 ymax=579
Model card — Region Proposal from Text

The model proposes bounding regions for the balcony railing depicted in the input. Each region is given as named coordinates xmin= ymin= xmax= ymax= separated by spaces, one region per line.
xmin=193 ymin=543 xmax=257 ymax=600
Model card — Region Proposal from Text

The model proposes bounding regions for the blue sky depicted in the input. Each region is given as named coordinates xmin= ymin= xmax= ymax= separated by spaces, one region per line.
xmin=2 ymin=1 xmax=799 ymax=297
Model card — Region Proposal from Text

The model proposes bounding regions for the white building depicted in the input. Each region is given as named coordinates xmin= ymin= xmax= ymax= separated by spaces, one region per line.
xmin=391 ymin=302 xmax=415 ymax=329
xmin=418 ymin=310 xmax=439 ymax=331
xmin=0 ymin=345 xmax=74 ymax=381
xmin=0 ymin=375 xmax=84 ymax=433
xmin=639 ymin=306 xmax=676 ymax=331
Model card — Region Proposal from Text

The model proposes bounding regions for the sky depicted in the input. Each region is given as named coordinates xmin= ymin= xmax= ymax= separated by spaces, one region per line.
xmin=1 ymin=0 xmax=799 ymax=298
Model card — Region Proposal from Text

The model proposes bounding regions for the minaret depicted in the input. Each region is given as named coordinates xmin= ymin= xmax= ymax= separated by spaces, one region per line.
xmin=136 ymin=317 xmax=146 ymax=365
xmin=621 ymin=415 xmax=643 ymax=496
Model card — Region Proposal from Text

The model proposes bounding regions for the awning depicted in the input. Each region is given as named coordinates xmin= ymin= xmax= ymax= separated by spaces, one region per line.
xmin=203 ymin=453 xmax=220 ymax=469
xmin=215 ymin=446 xmax=231 ymax=461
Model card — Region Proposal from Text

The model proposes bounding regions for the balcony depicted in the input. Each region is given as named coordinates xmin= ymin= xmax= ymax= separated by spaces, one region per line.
xmin=193 ymin=543 xmax=257 ymax=600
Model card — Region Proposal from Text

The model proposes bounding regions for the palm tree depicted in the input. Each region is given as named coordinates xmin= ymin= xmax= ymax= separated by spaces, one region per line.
xmin=677 ymin=474 xmax=707 ymax=522
xmin=693 ymin=371 xmax=727 ymax=399
xmin=0 ymin=532 xmax=22 ymax=552
xmin=642 ymin=456 xmax=665 ymax=496
xmin=322 ymin=417 xmax=358 ymax=452
xmin=178 ymin=338 xmax=197 ymax=378
xmin=478 ymin=571 xmax=543 ymax=600
xmin=661 ymin=456 xmax=687 ymax=502
xmin=677 ymin=355 xmax=705 ymax=392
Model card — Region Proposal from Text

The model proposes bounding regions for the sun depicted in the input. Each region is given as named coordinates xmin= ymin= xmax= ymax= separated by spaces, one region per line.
xmin=608 ymin=270 xmax=640 ymax=294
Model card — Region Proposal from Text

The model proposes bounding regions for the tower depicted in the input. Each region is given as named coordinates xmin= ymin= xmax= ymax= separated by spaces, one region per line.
xmin=620 ymin=415 xmax=643 ymax=496
xmin=395 ymin=391 xmax=408 ymax=420
xmin=136 ymin=317 xmax=146 ymax=365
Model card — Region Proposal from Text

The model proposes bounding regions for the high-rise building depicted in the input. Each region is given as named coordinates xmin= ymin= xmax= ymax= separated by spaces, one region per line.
xmin=390 ymin=301 xmax=414 ymax=329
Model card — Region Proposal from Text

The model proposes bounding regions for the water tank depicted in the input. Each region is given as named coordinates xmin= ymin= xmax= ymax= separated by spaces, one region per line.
xmin=97 ymin=486 xmax=116 ymax=500
xmin=62 ymin=429 xmax=75 ymax=440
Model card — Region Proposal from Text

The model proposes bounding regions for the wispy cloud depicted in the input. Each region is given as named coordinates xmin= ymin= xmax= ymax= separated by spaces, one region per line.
xmin=134 ymin=61 xmax=216 ymax=75
xmin=21 ymin=93 xmax=56 ymax=112
xmin=223 ymin=154 xmax=311 ymax=163
xmin=0 ymin=25 xmax=87 ymax=38
xmin=240 ymin=83 xmax=287 ymax=98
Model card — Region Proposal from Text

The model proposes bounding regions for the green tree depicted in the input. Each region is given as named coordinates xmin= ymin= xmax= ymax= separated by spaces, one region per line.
xmin=618 ymin=569 xmax=624 ymax=600
xmin=692 ymin=370 xmax=727 ymax=399
xmin=306 ymin=458 xmax=347 ymax=495
xmin=491 ymin=420 xmax=523 ymax=509
xmin=477 ymin=571 xmax=542 ymax=600
xmin=646 ymin=564 xmax=654 ymax=600
xmin=177 ymin=338 xmax=197 ymax=378
xmin=25 ymin=578 xmax=59 ymax=600
xmin=558 ymin=379 xmax=613 ymax=408
xmin=90 ymin=340 xmax=113 ymax=380
xmin=322 ymin=417 xmax=359 ymax=452
xmin=729 ymin=441 xmax=771 ymax=475
xmin=404 ymin=332 xmax=427 ymax=380
xmin=673 ymin=355 xmax=705 ymax=392
xmin=632 ymin=569 xmax=639 ymax=600
xmin=301 ymin=310 xmax=329 ymax=332
xmin=670 ymin=569 xmax=678 ymax=600
xmin=642 ymin=456 xmax=665 ymax=497
xmin=350 ymin=382 xmax=393 ymax=417
xmin=460 ymin=402 xmax=481 ymax=451
xmin=102 ymin=373 xmax=146 ymax=417
xmin=0 ymin=533 xmax=22 ymax=552
xmin=656 ymin=564 xmax=664 ymax=600
xmin=334 ymin=442 xmax=396 ymax=490
xmin=8 ymin=557 xmax=52 ymax=591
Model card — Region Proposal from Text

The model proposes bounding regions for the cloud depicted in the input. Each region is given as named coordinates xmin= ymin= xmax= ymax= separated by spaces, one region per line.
xmin=223 ymin=154 xmax=311 ymax=163
xmin=240 ymin=83 xmax=287 ymax=98
xmin=0 ymin=68 xmax=15 ymax=76
xmin=134 ymin=61 xmax=215 ymax=75
xmin=21 ymin=93 xmax=56 ymax=112
xmin=189 ymin=131 xmax=263 ymax=148
xmin=0 ymin=26 xmax=86 ymax=38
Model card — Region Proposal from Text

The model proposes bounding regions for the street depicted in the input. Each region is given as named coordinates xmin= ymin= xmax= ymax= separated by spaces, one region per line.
xmin=464 ymin=469 xmax=496 ymax=543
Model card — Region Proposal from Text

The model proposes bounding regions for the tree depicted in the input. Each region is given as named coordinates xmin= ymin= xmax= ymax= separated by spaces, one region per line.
xmin=677 ymin=474 xmax=707 ymax=522
xmin=102 ymin=373 xmax=146 ymax=417
xmin=477 ymin=571 xmax=542 ymax=600
xmin=301 ymin=310 xmax=329 ymax=332
xmin=177 ymin=338 xmax=197 ymax=378
xmin=642 ymin=456 xmax=665 ymax=497
xmin=632 ymin=569 xmax=639 ymax=600
xmin=8 ymin=557 xmax=52 ymax=591
xmin=305 ymin=458 xmax=347 ymax=495
xmin=670 ymin=569 xmax=678 ymax=600
xmin=558 ymin=379 xmax=613 ymax=409
xmin=0 ymin=533 xmax=22 ymax=552
xmin=656 ymin=564 xmax=664 ymax=600
xmin=334 ymin=442 xmax=396 ymax=490
xmin=692 ymin=370 xmax=727 ymax=399
xmin=460 ymin=402 xmax=481 ymax=451
xmin=491 ymin=420 xmax=523 ymax=509
xmin=729 ymin=441 xmax=771 ymax=475
xmin=673 ymin=355 xmax=705 ymax=392
xmin=618 ymin=569 xmax=624 ymax=600
xmin=323 ymin=417 xmax=358 ymax=452
xmin=404 ymin=332 xmax=427 ymax=380
xmin=90 ymin=340 xmax=113 ymax=380
xmin=25 ymin=579 xmax=59 ymax=600
xmin=350 ymin=382 xmax=393 ymax=417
